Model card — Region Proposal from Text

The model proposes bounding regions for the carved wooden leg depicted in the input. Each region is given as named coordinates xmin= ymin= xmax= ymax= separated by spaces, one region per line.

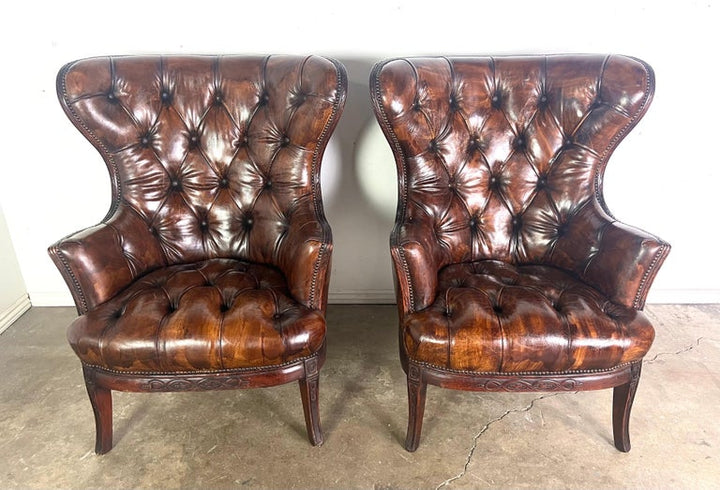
xmin=612 ymin=361 xmax=642 ymax=452
xmin=404 ymin=363 xmax=427 ymax=452
xmin=299 ymin=357 xmax=323 ymax=446
xmin=82 ymin=366 xmax=113 ymax=454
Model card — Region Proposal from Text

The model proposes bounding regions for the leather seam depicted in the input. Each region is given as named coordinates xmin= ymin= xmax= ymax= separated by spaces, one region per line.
xmin=309 ymin=242 xmax=326 ymax=309
xmin=410 ymin=359 xmax=635 ymax=376
xmin=594 ymin=55 xmax=654 ymax=208
xmin=60 ymin=58 xmax=122 ymax=220
xmin=81 ymin=351 xmax=319 ymax=376
xmin=633 ymin=242 xmax=668 ymax=309
xmin=371 ymin=59 xmax=415 ymax=312
xmin=50 ymin=245 xmax=89 ymax=314
xmin=307 ymin=56 xmax=345 ymax=310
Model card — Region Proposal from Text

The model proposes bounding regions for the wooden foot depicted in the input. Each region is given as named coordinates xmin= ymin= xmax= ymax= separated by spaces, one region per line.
xmin=299 ymin=357 xmax=323 ymax=446
xmin=404 ymin=364 xmax=427 ymax=452
xmin=83 ymin=366 xmax=113 ymax=454
xmin=612 ymin=361 xmax=642 ymax=452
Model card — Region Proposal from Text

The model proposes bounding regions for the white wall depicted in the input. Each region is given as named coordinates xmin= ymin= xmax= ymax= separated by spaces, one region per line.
xmin=0 ymin=0 xmax=717 ymax=306
xmin=0 ymin=203 xmax=29 ymax=332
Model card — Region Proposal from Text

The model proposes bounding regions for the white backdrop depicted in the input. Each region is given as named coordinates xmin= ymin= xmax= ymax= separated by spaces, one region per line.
xmin=0 ymin=0 xmax=717 ymax=306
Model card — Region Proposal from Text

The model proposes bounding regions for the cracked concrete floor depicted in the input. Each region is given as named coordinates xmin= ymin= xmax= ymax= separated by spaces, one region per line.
xmin=0 ymin=304 xmax=718 ymax=488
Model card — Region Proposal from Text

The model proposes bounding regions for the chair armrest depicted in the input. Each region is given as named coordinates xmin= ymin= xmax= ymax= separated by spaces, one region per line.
xmin=584 ymin=221 xmax=670 ymax=309
xmin=552 ymin=204 xmax=670 ymax=310
xmin=275 ymin=209 xmax=333 ymax=312
xmin=48 ymin=212 xmax=165 ymax=314
xmin=391 ymin=220 xmax=450 ymax=314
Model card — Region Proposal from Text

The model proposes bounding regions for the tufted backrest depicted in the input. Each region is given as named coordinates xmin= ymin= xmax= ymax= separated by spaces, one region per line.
xmin=371 ymin=55 xmax=668 ymax=313
xmin=53 ymin=55 xmax=346 ymax=313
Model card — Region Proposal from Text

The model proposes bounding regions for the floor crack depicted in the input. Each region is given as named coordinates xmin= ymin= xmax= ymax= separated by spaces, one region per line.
xmin=644 ymin=337 xmax=717 ymax=364
xmin=435 ymin=392 xmax=570 ymax=489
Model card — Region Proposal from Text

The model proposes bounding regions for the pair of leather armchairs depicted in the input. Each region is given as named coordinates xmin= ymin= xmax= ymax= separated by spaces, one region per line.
xmin=51 ymin=54 xmax=669 ymax=454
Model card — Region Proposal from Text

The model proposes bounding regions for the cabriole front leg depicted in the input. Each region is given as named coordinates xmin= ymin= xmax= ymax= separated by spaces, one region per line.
xmin=612 ymin=361 xmax=642 ymax=452
xmin=82 ymin=365 xmax=113 ymax=454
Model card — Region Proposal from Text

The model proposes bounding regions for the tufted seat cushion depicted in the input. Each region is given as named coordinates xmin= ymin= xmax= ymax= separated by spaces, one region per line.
xmin=402 ymin=260 xmax=654 ymax=373
xmin=67 ymin=258 xmax=325 ymax=373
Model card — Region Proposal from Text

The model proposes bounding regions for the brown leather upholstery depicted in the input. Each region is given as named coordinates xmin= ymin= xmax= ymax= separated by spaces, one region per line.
xmin=370 ymin=55 xmax=669 ymax=451
xmin=50 ymin=55 xmax=346 ymax=453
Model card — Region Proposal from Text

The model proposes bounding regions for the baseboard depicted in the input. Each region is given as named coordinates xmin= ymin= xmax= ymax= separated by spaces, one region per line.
xmin=645 ymin=289 xmax=720 ymax=304
xmin=0 ymin=294 xmax=32 ymax=334
xmin=27 ymin=291 xmax=74 ymax=307
xmin=26 ymin=288 xmax=720 ymax=308
xmin=328 ymin=289 xmax=396 ymax=304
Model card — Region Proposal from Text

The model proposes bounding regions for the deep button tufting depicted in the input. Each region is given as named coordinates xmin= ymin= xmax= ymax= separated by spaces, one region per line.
xmin=214 ymin=91 xmax=223 ymax=105
xmin=449 ymin=94 xmax=459 ymax=111
xmin=491 ymin=91 xmax=501 ymax=108
xmin=170 ymin=178 xmax=182 ymax=191
xmin=259 ymin=91 xmax=269 ymax=105
xmin=236 ymin=135 xmax=249 ymax=148
xmin=514 ymin=135 xmax=526 ymax=150
xmin=291 ymin=92 xmax=306 ymax=106
xmin=160 ymin=90 xmax=172 ymax=104
xmin=556 ymin=223 xmax=568 ymax=237
xmin=263 ymin=179 xmax=273 ymax=189
xmin=106 ymin=91 xmax=117 ymax=103
xmin=489 ymin=174 xmax=502 ymax=190
xmin=536 ymin=175 xmax=548 ymax=189
xmin=428 ymin=139 xmax=439 ymax=153
xmin=64 ymin=258 xmax=329 ymax=372
xmin=563 ymin=137 xmax=573 ymax=149
xmin=188 ymin=132 xmax=200 ymax=148
xmin=139 ymin=132 xmax=152 ymax=147
xmin=412 ymin=99 xmax=422 ymax=111
xmin=280 ymin=135 xmax=290 ymax=147
xmin=401 ymin=260 xmax=657 ymax=372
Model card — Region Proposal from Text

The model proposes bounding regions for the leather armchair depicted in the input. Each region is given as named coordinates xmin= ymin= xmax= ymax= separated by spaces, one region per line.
xmin=370 ymin=55 xmax=669 ymax=452
xmin=50 ymin=55 xmax=346 ymax=453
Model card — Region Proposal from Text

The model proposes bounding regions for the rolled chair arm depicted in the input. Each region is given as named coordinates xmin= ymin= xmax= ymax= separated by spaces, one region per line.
xmin=552 ymin=203 xmax=670 ymax=310
xmin=390 ymin=220 xmax=451 ymax=314
xmin=48 ymin=211 xmax=165 ymax=314
xmin=275 ymin=207 xmax=333 ymax=312
xmin=583 ymin=221 xmax=670 ymax=309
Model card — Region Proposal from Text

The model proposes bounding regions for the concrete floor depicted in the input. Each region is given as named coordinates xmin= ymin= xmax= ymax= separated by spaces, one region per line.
xmin=0 ymin=304 xmax=718 ymax=489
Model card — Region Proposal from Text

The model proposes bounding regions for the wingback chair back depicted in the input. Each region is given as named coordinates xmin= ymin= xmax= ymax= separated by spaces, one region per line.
xmin=371 ymin=55 xmax=669 ymax=451
xmin=53 ymin=55 xmax=342 ymax=315
xmin=51 ymin=55 xmax=346 ymax=453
